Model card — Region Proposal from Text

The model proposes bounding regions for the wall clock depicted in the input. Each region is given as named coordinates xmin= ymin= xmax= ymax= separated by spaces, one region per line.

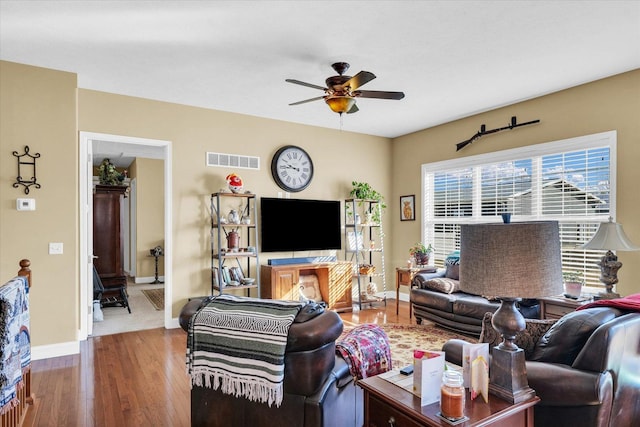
xmin=271 ymin=145 xmax=314 ymax=192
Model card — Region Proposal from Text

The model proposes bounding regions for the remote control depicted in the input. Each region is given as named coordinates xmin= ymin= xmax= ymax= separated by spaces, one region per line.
xmin=400 ymin=365 xmax=414 ymax=375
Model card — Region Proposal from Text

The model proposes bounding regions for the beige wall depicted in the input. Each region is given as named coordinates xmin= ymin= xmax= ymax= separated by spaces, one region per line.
xmin=0 ymin=61 xmax=79 ymax=346
xmin=132 ymin=158 xmax=164 ymax=278
xmin=2 ymin=59 xmax=638 ymax=352
xmin=391 ymin=69 xmax=640 ymax=296
xmin=77 ymin=89 xmax=391 ymax=318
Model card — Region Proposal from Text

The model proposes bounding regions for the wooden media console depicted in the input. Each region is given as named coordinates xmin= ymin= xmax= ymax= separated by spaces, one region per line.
xmin=260 ymin=261 xmax=353 ymax=312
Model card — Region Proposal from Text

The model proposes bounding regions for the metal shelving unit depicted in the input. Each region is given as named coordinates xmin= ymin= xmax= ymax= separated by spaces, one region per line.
xmin=211 ymin=192 xmax=260 ymax=296
xmin=344 ymin=198 xmax=386 ymax=310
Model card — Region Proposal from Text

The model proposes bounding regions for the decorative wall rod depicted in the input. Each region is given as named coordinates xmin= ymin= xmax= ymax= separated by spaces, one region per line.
xmin=456 ymin=116 xmax=540 ymax=152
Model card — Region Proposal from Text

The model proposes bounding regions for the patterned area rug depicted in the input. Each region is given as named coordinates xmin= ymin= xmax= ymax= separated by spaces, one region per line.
xmin=340 ymin=323 xmax=473 ymax=369
xmin=141 ymin=288 xmax=164 ymax=311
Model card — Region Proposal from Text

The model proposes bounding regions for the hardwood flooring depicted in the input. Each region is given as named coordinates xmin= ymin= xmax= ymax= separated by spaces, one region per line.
xmin=25 ymin=300 xmax=413 ymax=427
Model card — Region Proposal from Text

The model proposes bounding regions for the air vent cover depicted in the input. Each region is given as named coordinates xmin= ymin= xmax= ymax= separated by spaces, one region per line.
xmin=206 ymin=152 xmax=260 ymax=170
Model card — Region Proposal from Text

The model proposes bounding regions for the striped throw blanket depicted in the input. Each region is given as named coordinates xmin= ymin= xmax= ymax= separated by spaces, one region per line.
xmin=187 ymin=295 xmax=304 ymax=407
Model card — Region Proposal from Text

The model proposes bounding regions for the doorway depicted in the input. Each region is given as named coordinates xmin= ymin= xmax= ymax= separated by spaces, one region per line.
xmin=79 ymin=132 xmax=172 ymax=339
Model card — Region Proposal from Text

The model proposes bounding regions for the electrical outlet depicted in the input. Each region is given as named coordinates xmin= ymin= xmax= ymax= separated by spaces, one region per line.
xmin=49 ymin=242 xmax=63 ymax=255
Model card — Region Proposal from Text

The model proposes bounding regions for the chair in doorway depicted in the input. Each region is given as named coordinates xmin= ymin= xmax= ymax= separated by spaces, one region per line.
xmin=93 ymin=265 xmax=131 ymax=313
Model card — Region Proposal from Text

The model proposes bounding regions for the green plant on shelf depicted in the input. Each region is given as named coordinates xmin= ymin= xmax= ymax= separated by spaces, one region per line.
xmin=347 ymin=181 xmax=386 ymax=224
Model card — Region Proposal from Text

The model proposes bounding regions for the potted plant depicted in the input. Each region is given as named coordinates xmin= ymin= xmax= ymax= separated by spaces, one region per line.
xmin=563 ymin=271 xmax=584 ymax=298
xmin=409 ymin=242 xmax=433 ymax=266
xmin=347 ymin=181 xmax=386 ymax=224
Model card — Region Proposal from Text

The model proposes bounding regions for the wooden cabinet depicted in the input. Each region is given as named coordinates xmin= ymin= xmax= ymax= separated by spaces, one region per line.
xmin=260 ymin=262 xmax=352 ymax=312
xmin=93 ymin=185 xmax=128 ymax=289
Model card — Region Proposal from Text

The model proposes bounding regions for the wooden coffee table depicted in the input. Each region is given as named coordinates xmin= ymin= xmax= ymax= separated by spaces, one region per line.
xmin=359 ymin=375 xmax=538 ymax=427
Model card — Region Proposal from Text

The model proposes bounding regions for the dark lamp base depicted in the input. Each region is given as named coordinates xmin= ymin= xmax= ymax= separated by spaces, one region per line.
xmin=489 ymin=346 xmax=536 ymax=404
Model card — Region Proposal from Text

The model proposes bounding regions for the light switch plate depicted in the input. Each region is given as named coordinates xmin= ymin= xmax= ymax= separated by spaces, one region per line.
xmin=49 ymin=242 xmax=63 ymax=255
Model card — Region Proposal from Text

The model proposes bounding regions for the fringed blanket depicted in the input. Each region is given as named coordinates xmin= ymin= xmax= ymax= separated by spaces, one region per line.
xmin=0 ymin=276 xmax=30 ymax=413
xmin=187 ymin=295 xmax=304 ymax=407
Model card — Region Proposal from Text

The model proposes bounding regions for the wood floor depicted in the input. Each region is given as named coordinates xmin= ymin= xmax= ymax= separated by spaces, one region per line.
xmin=25 ymin=300 xmax=414 ymax=427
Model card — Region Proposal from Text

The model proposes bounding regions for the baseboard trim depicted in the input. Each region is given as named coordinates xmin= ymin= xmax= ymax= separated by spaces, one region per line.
xmin=32 ymin=340 xmax=80 ymax=361
xmin=134 ymin=276 xmax=164 ymax=284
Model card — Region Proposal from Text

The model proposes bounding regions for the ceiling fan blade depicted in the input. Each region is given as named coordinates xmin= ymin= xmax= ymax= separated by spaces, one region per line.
xmin=353 ymin=90 xmax=405 ymax=100
xmin=289 ymin=96 xmax=326 ymax=106
xmin=285 ymin=79 xmax=327 ymax=91
xmin=347 ymin=103 xmax=359 ymax=114
xmin=341 ymin=71 xmax=376 ymax=91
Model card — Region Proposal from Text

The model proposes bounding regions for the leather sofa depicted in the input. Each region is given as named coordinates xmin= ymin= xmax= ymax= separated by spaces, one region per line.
xmin=442 ymin=306 xmax=640 ymax=427
xmin=410 ymin=269 xmax=539 ymax=336
xmin=179 ymin=297 xmax=363 ymax=427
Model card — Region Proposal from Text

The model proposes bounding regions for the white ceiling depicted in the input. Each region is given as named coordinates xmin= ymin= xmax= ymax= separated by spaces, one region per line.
xmin=2 ymin=1 xmax=639 ymax=147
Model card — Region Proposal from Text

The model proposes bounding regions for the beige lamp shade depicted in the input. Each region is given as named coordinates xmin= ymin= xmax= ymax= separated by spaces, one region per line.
xmin=459 ymin=221 xmax=563 ymax=298
xmin=581 ymin=217 xmax=640 ymax=251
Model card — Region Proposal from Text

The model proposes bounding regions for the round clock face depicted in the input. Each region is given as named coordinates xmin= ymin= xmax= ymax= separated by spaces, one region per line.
xmin=271 ymin=145 xmax=314 ymax=192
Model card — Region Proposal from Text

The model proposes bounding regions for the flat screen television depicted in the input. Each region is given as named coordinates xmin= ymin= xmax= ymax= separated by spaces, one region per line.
xmin=260 ymin=197 xmax=342 ymax=252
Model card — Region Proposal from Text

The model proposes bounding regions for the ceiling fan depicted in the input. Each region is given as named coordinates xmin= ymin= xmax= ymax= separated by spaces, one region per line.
xmin=286 ymin=62 xmax=405 ymax=115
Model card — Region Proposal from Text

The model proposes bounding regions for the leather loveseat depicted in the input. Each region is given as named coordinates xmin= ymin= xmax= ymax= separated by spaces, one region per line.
xmin=410 ymin=268 xmax=539 ymax=336
xmin=179 ymin=297 xmax=363 ymax=427
xmin=442 ymin=305 xmax=640 ymax=427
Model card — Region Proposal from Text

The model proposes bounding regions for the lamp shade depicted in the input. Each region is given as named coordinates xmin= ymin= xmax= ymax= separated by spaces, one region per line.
xmin=459 ymin=221 xmax=563 ymax=298
xmin=581 ymin=217 xmax=640 ymax=251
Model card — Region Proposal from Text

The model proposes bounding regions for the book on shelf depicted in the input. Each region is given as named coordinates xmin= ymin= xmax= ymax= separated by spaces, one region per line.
xmin=212 ymin=267 xmax=222 ymax=289
xmin=221 ymin=266 xmax=232 ymax=285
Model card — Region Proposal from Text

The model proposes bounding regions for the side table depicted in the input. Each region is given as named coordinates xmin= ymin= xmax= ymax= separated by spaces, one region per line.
xmin=539 ymin=295 xmax=592 ymax=319
xmin=359 ymin=375 xmax=538 ymax=427
xmin=396 ymin=267 xmax=423 ymax=317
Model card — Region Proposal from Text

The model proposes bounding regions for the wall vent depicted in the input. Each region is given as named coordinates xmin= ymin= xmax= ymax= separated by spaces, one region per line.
xmin=206 ymin=152 xmax=260 ymax=170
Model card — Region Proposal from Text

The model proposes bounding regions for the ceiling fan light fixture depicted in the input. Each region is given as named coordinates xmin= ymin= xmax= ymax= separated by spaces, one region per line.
xmin=325 ymin=96 xmax=356 ymax=114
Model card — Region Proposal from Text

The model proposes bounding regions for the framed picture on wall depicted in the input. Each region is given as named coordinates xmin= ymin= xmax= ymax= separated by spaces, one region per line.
xmin=400 ymin=195 xmax=415 ymax=221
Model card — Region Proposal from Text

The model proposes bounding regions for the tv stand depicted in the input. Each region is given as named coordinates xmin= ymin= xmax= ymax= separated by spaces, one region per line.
xmin=260 ymin=261 xmax=353 ymax=312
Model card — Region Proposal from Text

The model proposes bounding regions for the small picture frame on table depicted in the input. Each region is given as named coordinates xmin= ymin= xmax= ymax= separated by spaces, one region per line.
xmin=400 ymin=195 xmax=415 ymax=221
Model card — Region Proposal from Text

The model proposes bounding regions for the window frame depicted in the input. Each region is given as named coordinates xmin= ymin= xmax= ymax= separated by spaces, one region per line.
xmin=420 ymin=130 xmax=617 ymax=292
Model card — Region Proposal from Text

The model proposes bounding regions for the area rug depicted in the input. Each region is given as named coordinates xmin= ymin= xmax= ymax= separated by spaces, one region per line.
xmin=141 ymin=288 xmax=164 ymax=311
xmin=340 ymin=323 xmax=473 ymax=369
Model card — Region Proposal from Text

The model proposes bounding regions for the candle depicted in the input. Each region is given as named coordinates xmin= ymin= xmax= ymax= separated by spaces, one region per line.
xmin=441 ymin=370 xmax=465 ymax=420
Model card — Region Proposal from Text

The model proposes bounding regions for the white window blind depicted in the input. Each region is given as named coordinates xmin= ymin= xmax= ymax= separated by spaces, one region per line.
xmin=421 ymin=131 xmax=616 ymax=290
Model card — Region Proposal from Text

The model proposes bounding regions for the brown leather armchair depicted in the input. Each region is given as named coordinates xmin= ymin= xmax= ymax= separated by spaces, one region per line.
xmin=179 ymin=298 xmax=363 ymax=427
xmin=442 ymin=307 xmax=640 ymax=427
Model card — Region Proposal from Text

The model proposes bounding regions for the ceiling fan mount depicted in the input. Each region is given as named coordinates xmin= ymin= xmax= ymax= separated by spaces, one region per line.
xmin=286 ymin=61 xmax=404 ymax=115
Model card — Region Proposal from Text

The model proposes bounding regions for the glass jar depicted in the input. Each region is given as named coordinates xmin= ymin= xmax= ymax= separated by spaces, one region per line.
xmin=441 ymin=369 xmax=465 ymax=421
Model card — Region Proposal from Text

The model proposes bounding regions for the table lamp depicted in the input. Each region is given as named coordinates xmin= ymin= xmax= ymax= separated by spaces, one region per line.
xmin=580 ymin=217 xmax=640 ymax=299
xmin=460 ymin=221 xmax=563 ymax=403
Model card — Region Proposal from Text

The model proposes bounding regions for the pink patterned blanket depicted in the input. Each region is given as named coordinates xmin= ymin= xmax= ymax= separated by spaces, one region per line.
xmin=336 ymin=324 xmax=392 ymax=380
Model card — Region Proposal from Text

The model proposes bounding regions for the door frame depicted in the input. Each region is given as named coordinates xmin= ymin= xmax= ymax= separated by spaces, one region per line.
xmin=79 ymin=132 xmax=172 ymax=340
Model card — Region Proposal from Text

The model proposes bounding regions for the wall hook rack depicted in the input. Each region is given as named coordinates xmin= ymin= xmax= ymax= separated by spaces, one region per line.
xmin=456 ymin=116 xmax=540 ymax=151
xmin=13 ymin=145 xmax=41 ymax=194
